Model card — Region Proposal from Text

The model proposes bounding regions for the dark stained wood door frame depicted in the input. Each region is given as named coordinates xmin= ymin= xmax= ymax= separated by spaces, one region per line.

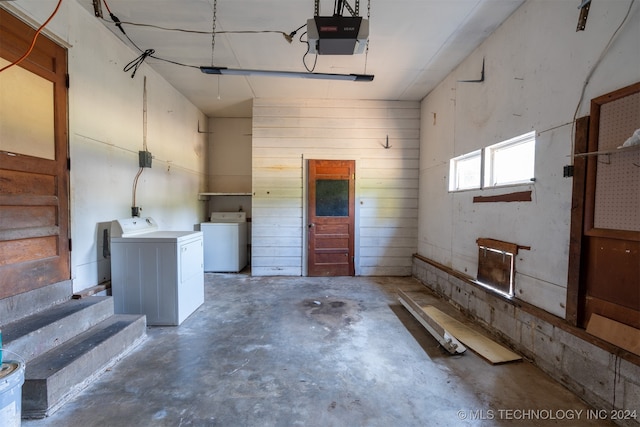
xmin=307 ymin=159 xmax=355 ymax=277
xmin=0 ymin=9 xmax=70 ymax=298
xmin=566 ymin=82 xmax=640 ymax=329
xmin=565 ymin=116 xmax=589 ymax=326
xmin=583 ymin=82 xmax=640 ymax=241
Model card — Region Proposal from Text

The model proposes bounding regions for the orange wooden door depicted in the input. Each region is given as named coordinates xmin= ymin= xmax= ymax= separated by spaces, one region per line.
xmin=307 ymin=160 xmax=355 ymax=276
xmin=0 ymin=9 xmax=70 ymax=299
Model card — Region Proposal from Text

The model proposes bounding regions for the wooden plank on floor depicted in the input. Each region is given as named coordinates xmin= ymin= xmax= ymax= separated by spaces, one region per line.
xmin=397 ymin=289 xmax=521 ymax=365
xmin=72 ymin=282 xmax=110 ymax=299
xmin=422 ymin=306 xmax=522 ymax=365
xmin=397 ymin=289 xmax=466 ymax=355
xmin=586 ymin=313 xmax=640 ymax=356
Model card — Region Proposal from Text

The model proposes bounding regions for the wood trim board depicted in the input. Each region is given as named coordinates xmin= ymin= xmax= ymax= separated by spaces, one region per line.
xmin=586 ymin=313 xmax=640 ymax=357
xmin=473 ymin=191 xmax=532 ymax=203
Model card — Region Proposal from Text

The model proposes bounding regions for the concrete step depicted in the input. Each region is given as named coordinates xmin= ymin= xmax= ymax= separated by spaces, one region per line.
xmin=1 ymin=297 xmax=115 ymax=363
xmin=22 ymin=314 xmax=146 ymax=419
xmin=0 ymin=281 xmax=72 ymax=326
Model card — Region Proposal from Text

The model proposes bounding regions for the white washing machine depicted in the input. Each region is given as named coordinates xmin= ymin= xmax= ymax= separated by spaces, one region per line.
xmin=110 ymin=217 xmax=204 ymax=326
xmin=201 ymin=212 xmax=248 ymax=272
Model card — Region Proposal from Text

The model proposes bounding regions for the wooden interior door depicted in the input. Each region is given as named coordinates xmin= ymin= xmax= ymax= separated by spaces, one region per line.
xmin=0 ymin=9 xmax=70 ymax=299
xmin=307 ymin=160 xmax=355 ymax=276
xmin=579 ymin=82 xmax=640 ymax=329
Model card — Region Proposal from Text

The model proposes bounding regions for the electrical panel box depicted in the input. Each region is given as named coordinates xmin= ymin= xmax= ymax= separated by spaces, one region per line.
xmin=139 ymin=150 xmax=152 ymax=168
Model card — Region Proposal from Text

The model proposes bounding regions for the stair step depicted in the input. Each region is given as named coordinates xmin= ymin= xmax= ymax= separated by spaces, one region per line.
xmin=0 ymin=281 xmax=71 ymax=326
xmin=21 ymin=314 xmax=146 ymax=419
xmin=1 ymin=297 xmax=115 ymax=363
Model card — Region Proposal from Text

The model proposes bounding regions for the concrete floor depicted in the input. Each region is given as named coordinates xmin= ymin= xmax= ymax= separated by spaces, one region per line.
xmin=24 ymin=274 xmax=613 ymax=427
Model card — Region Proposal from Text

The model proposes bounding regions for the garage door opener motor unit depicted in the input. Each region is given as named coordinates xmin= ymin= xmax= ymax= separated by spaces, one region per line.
xmin=306 ymin=0 xmax=369 ymax=55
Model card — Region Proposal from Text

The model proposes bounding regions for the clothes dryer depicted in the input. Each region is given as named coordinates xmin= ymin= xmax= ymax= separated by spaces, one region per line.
xmin=201 ymin=212 xmax=248 ymax=272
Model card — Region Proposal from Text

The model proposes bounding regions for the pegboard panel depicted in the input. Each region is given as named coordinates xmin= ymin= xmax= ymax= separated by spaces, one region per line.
xmin=593 ymin=91 xmax=640 ymax=231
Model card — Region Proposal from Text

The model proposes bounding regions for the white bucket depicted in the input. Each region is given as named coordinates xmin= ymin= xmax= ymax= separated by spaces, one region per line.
xmin=0 ymin=361 xmax=25 ymax=427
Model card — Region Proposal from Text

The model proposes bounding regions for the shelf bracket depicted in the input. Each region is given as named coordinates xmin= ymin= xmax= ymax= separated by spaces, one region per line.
xmin=197 ymin=121 xmax=214 ymax=134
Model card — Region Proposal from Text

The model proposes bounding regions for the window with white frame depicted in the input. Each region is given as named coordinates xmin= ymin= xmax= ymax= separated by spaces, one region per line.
xmin=448 ymin=149 xmax=482 ymax=191
xmin=484 ymin=131 xmax=536 ymax=187
xmin=449 ymin=131 xmax=536 ymax=192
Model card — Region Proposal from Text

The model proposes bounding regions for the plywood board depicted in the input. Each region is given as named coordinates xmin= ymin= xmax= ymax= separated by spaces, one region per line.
xmin=422 ymin=306 xmax=522 ymax=364
xmin=586 ymin=313 xmax=640 ymax=356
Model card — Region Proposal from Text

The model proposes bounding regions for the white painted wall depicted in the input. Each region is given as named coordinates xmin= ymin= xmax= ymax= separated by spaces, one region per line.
xmin=252 ymin=99 xmax=420 ymax=276
xmin=207 ymin=117 xmax=252 ymax=194
xmin=418 ymin=0 xmax=640 ymax=317
xmin=205 ymin=117 xmax=253 ymax=218
xmin=4 ymin=1 xmax=208 ymax=292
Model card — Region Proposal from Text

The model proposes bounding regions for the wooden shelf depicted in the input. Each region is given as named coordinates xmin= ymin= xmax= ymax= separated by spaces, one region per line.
xmin=198 ymin=192 xmax=252 ymax=200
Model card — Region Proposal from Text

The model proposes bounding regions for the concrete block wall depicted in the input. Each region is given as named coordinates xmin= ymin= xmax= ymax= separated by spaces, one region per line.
xmin=413 ymin=256 xmax=640 ymax=427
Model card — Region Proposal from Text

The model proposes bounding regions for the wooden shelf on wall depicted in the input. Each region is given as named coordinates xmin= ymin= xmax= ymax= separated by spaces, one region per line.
xmin=198 ymin=192 xmax=252 ymax=200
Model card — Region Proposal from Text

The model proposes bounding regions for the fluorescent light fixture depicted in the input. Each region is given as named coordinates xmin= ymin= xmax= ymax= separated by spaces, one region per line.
xmin=200 ymin=66 xmax=373 ymax=82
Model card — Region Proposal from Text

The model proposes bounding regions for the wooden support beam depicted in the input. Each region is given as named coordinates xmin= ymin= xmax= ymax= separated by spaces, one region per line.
xmin=566 ymin=115 xmax=590 ymax=326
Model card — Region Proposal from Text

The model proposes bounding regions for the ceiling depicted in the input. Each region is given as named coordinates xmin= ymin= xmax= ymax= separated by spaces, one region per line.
xmin=79 ymin=0 xmax=525 ymax=117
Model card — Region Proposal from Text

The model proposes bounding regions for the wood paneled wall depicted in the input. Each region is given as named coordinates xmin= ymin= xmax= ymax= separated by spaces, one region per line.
xmin=251 ymin=99 xmax=420 ymax=276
